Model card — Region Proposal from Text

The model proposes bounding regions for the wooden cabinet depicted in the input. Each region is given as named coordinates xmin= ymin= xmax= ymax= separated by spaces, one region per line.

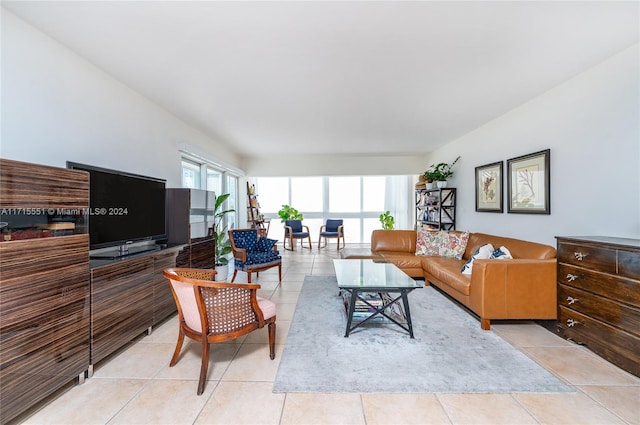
xmin=90 ymin=256 xmax=155 ymax=365
xmin=0 ymin=159 xmax=90 ymax=424
xmin=556 ymin=236 xmax=640 ymax=377
xmin=415 ymin=188 xmax=456 ymax=230
xmin=89 ymin=248 xmax=179 ymax=369
xmin=152 ymin=249 xmax=181 ymax=325
xmin=167 ymin=188 xmax=215 ymax=268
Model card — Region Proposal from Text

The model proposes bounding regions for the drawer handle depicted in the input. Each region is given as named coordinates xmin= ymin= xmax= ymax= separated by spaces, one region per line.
xmin=574 ymin=252 xmax=588 ymax=261
xmin=566 ymin=274 xmax=578 ymax=282
xmin=566 ymin=319 xmax=580 ymax=327
xmin=566 ymin=296 xmax=579 ymax=305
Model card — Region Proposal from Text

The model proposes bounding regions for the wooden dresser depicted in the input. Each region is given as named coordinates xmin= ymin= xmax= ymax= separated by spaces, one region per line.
xmin=556 ymin=236 xmax=640 ymax=377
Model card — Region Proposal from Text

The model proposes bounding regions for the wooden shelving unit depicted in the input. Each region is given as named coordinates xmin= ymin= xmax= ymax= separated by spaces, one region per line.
xmin=247 ymin=182 xmax=270 ymax=236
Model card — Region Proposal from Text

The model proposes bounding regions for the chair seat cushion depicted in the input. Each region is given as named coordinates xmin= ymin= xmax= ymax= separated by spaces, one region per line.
xmin=320 ymin=231 xmax=340 ymax=237
xmin=257 ymin=297 xmax=276 ymax=319
xmin=235 ymin=251 xmax=281 ymax=268
xmin=290 ymin=232 xmax=309 ymax=238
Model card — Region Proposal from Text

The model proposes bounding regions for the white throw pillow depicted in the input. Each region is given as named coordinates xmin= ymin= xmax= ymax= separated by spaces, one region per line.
xmin=461 ymin=243 xmax=494 ymax=275
xmin=491 ymin=246 xmax=513 ymax=260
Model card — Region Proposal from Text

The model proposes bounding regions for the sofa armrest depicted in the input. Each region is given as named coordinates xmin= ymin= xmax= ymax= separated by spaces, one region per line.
xmin=469 ymin=258 xmax=557 ymax=320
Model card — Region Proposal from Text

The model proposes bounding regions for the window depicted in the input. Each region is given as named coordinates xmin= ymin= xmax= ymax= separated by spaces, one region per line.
xmin=181 ymin=159 xmax=201 ymax=189
xmin=181 ymin=155 xmax=242 ymax=234
xmin=254 ymin=175 xmax=411 ymax=243
xmin=207 ymin=167 xmax=222 ymax=194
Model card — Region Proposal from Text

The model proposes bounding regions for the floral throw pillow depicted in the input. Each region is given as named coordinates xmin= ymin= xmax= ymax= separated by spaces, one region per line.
xmin=415 ymin=229 xmax=440 ymax=256
xmin=461 ymin=243 xmax=494 ymax=275
xmin=438 ymin=231 xmax=469 ymax=260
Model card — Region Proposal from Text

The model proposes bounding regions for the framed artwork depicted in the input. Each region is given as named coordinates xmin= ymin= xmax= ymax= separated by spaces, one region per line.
xmin=507 ymin=149 xmax=550 ymax=214
xmin=475 ymin=161 xmax=503 ymax=212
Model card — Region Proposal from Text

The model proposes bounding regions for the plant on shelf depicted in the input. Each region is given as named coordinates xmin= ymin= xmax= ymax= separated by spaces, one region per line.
xmin=429 ymin=156 xmax=461 ymax=182
xmin=379 ymin=211 xmax=395 ymax=230
xmin=277 ymin=204 xmax=303 ymax=222
xmin=422 ymin=167 xmax=439 ymax=183
xmin=211 ymin=193 xmax=235 ymax=279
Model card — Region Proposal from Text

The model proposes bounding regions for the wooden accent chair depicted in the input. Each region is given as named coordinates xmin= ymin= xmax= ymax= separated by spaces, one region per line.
xmin=318 ymin=219 xmax=345 ymax=250
xmin=228 ymin=229 xmax=282 ymax=283
xmin=283 ymin=219 xmax=312 ymax=251
xmin=163 ymin=268 xmax=276 ymax=395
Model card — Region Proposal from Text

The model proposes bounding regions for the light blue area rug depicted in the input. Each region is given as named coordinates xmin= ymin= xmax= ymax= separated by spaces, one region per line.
xmin=273 ymin=276 xmax=573 ymax=393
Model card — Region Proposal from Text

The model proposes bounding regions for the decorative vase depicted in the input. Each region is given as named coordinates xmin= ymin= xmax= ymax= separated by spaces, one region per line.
xmin=426 ymin=182 xmax=434 ymax=189
xmin=214 ymin=264 xmax=228 ymax=281
xmin=437 ymin=180 xmax=448 ymax=188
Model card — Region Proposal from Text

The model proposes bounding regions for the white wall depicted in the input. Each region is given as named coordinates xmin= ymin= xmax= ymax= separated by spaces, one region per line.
xmin=242 ymin=154 xmax=425 ymax=176
xmin=1 ymin=9 xmax=239 ymax=187
xmin=2 ymin=8 xmax=638 ymax=248
xmin=426 ymin=45 xmax=640 ymax=246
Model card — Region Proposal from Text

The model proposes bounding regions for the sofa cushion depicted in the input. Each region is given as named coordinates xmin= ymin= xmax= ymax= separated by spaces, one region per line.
xmin=416 ymin=230 xmax=469 ymax=259
xmin=439 ymin=231 xmax=469 ymax=260
xmin=379 ymin=254 xmax=424 ymax=271
xmin=371 ymin=229 xmax=417 ymax=253
xmin=416 ymin=229 xmax=440 ymax=256
xmin=423 ymin=257 xmax=471 ymax=296
xmin=461 ymin=243 xmax=494 ymax=275
xmin=464 ymin=233 xmax=556 ymax=260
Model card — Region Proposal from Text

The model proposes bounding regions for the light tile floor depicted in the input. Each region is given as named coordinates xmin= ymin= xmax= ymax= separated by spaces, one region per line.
xmin=19 ymin=244 xmax=640 ymax=425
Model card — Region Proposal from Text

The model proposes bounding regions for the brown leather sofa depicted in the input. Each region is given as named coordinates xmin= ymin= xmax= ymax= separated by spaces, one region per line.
xmin=341 ymin=229 xmax=557 ymax=330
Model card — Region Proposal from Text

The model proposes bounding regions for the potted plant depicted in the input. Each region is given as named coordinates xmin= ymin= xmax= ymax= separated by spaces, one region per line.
xmin=422 ymin=168 xmax=439 ymax=189
xmin=277 ymin=204 xmax=303 ymax=222
xmin=379 ymin=211 xmax=395 ymax=230
xmin=429 ymin=156 xmax=460 ymax=188
xmin=211 ymin=193 xmax=235 ymax=281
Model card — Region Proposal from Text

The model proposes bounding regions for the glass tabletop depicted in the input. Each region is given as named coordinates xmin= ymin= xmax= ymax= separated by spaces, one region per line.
xmin=333 ymin=259 xmax=420 ymax=289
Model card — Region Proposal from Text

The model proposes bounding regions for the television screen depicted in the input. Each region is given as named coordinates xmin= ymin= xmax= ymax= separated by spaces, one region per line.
xmin=67 ymin=162 xmax=166 ymax=250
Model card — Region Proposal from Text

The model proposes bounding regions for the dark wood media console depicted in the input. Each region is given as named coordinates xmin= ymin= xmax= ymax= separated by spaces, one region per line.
xmin=89 ymin=247 xmax=181 ymax=370
xmin=0 ymin=159 xmax=185 ymax=423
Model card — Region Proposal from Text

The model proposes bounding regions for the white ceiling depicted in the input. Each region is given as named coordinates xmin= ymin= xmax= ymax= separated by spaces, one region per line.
xmin=3 ymin=1 xmax=639 ymax=158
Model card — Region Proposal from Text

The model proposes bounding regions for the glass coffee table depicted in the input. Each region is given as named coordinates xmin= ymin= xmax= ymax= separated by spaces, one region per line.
xmin=333 ymin=259 xmax=422 ymax=338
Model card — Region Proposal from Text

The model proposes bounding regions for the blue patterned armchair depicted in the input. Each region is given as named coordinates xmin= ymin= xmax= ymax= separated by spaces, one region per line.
xmin=318 ymin=219 xmax=345 ymax=250
xmin=283 ymin=219 xmax=312 ymax=251
xmin=228 ymin=229 xmax=282 ymax=283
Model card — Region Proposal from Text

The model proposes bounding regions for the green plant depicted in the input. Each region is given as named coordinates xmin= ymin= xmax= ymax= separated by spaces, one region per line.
xmin=427 ymin=156 xmax=461 ymax=181
xmin=277 ymin=204 xmax=303 ymax=222
xmin=379 ymin=211 xmax=395 ymax=230
xmin=422 ymin=167 xmax=439 ymax=182
xmin=212 ymin=193 xmax=235 ymax=266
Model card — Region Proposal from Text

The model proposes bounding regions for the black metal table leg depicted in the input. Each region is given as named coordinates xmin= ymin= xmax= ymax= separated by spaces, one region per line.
xmin=400 ymin=289 xmax=414 ymax=338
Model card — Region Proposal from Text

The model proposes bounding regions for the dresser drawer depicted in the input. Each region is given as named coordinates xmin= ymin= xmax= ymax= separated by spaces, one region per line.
xmin=558 ymin=242 xmax=616 ymax=273
xmin=558 ymin=306 xmax=640 ymax=377
xmin=558 ymin=284 xmax=640 ymax=338
xmin=619 ymin=249 xmax=640 ymax=280
xmin=557 ymin=264 xmax=639 ymax=308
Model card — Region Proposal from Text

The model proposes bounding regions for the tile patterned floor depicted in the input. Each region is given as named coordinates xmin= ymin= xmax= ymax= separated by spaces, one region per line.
xmin=18 ymin=244 xmax=640 ymax=425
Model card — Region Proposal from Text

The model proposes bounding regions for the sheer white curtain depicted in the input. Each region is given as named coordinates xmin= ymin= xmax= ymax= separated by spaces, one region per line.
xmin=384 ymin=176 xmax=414 ymax=230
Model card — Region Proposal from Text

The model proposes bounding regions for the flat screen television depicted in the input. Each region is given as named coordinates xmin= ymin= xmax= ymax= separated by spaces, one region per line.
xmin=67 ymin=162 xmax=167 ymax=253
